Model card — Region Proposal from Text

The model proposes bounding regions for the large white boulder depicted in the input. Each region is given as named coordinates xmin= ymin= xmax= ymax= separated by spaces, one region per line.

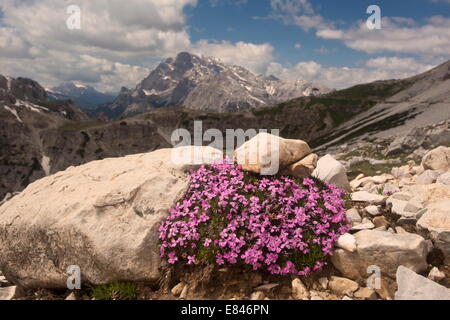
xmin=0 ymin=146 xmax=222 ymax=288
xmin=395 ymin=266 xmax=450 ymax=300
xmin=421 ymin=146 xmax=450 ymax=171
xmin=312 ymin=155 xmax=351 ymax=191
xmin=331 ymin=230 xmax=428 ymax=279
xmin=234 ymin=133 xmax=312 ymax=175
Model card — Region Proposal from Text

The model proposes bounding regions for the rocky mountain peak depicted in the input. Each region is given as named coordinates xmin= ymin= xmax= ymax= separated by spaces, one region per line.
xmin=0 ymin=75 xmax=48 ymax=103
xmin=100 ymin=52 xmax=331 ymax=118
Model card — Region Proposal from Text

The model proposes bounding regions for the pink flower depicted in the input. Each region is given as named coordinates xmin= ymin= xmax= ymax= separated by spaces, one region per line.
xmin=203 ymin=238 xmax=212 ymax=247
xmin=158 ymin=158 xmax=349 ymax=275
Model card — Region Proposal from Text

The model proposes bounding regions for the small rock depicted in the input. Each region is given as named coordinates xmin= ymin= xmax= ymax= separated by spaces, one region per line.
xmin=0 ymin=275 xmax=8 ymax=286
xmin=428 ymin=267 xmax=445 ymax=282
xmin=373 ymin=216 xmax=389 ymax=228
xmin=312 ymin=155 xmax=351 ymax=192
xmin=365 ymin=205 xmax=381 ymax=216
xmin=291 ymin=278 xmax=310 ymax=300
xmin=250 ymin=291 xmax=266 ymax=300
xmin=346 ymin=208 xmax=362 ymax=225
xmin=310 ymin=293 xmax=323 ymax=300
xmin=0 ymin=286 xmax=22 ymax=300
xmin=351 ymin=191 xmax=386 ymax=204
xmin=283 ymin=153 xmax=318 ymax=179
xmin=171 ymin=282 xmax=185 ymax=297
xmin=417 ymin=200 xmax=450 ymax=265
xmin=342 ymin=296 xmax=353 ymax=300
xmin=65 ymin=292 xmax=77 ymax=300
xmin=404 ymin=199 xmax=423 ymax=213
xmin=179 ymin=285 xmax=189 ymax=300
xmin=351 ymin=218 xmax=375 ymax=231
xmin=395 ymin=266 xmax=450 ymax=300
xmin=254 ymin=283 xmax=279 ymax=292
xmin=318 ymin=277 xmax=328 ymax=290
xmin=391 ymin=192 xmax=413 ymax=201
xmin=437 ymin=172 xmax=450 ymax=185
xmin=421 ymin=146 xmax=450 ymax=171
xmin=328 ymin=276 xmax=359 ymax=296
xmin=336 ymin=233 xmax=357 ymax=252
xmin=354 ymin=287 xmax=377 ymax=300
xmin=395 ymin=226 xmax=408 ymax=234
xmin=415 ymin=170 xmax=441 ymax=184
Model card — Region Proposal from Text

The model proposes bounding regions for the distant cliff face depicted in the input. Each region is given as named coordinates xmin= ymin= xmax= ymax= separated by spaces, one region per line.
xmin=0 ymin=75 xmax=91 ymax=198
xmin=98 ymin=52 xmax=330 ymax=118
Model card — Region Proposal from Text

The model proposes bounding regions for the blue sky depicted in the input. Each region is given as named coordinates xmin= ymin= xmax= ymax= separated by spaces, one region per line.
xmin=188 ymin=0 xmax=450 ymax=67
xmin=0 ymin=0 xmax=449 ymax=91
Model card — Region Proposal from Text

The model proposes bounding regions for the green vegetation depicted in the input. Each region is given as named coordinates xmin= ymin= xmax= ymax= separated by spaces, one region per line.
xmin=347 ymin=160 xmax=399 ymax=181
xmin=88 ymin=281 xmax=137 ymax=300
xmin=251 ymin=102 xmax=286 ymax=116
xmin=330 ymin=80 xmax=411 ymax=101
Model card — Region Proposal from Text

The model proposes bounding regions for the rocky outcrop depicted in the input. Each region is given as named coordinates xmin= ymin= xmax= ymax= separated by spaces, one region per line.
xmin=0 ymin=146 xmax=222 ymax=289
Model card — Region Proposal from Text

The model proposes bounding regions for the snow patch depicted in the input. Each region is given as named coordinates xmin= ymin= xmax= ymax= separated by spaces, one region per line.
xmin=15 ymin=100 xmax=49 ymax=113
xmin=265 ymin=85 xmax=276 ymax=95
xmin=41 ymin=155 xmax=51 ymax=176
xmin=4 ymin=106 xmax=22 ymax=122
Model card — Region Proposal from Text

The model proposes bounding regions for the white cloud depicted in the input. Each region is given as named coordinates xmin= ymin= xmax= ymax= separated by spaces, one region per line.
xmin=269 ymin=0 xmax=332 ymax=31
xmin=316 ymin=16 xmax=450 ymax=58
xmin=0 ymin=0 xmax=198 ymax=91
xmin=267 ymin=57 xmax=436 ymax=89
xmin=192 ymin=40 xmax=275 ymax=74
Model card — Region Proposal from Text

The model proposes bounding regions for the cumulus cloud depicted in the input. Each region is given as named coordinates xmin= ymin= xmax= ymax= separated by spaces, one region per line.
xmin=0 ymin=0 xmax=199 ymax=91
xmin=317 ymin=16 xmax=450 ymax=58
xmin=269 ymin=0 xmax=332 ymax=31
xmin=192 ymin=40 xmax=275 ymax=74
xmin=267 ymin=57 xmax=436 ymax=89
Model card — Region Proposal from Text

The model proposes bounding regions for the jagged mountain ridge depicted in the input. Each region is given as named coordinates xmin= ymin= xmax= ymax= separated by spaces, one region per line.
xmin=47 ymin=82 xmax=115 ymax=111
xmin=98 ymin=52 xmax=330 ymax=118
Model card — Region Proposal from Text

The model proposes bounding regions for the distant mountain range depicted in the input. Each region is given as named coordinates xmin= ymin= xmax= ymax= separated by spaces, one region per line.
xmin=95 ymin=52 xmax=330 ymax=118
xmin=47 ymin=82 xmax=115 ymax=111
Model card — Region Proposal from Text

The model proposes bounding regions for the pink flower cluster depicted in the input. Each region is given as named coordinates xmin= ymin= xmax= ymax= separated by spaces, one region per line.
xmin=159 ymin=159 xmax=350 ymax=276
